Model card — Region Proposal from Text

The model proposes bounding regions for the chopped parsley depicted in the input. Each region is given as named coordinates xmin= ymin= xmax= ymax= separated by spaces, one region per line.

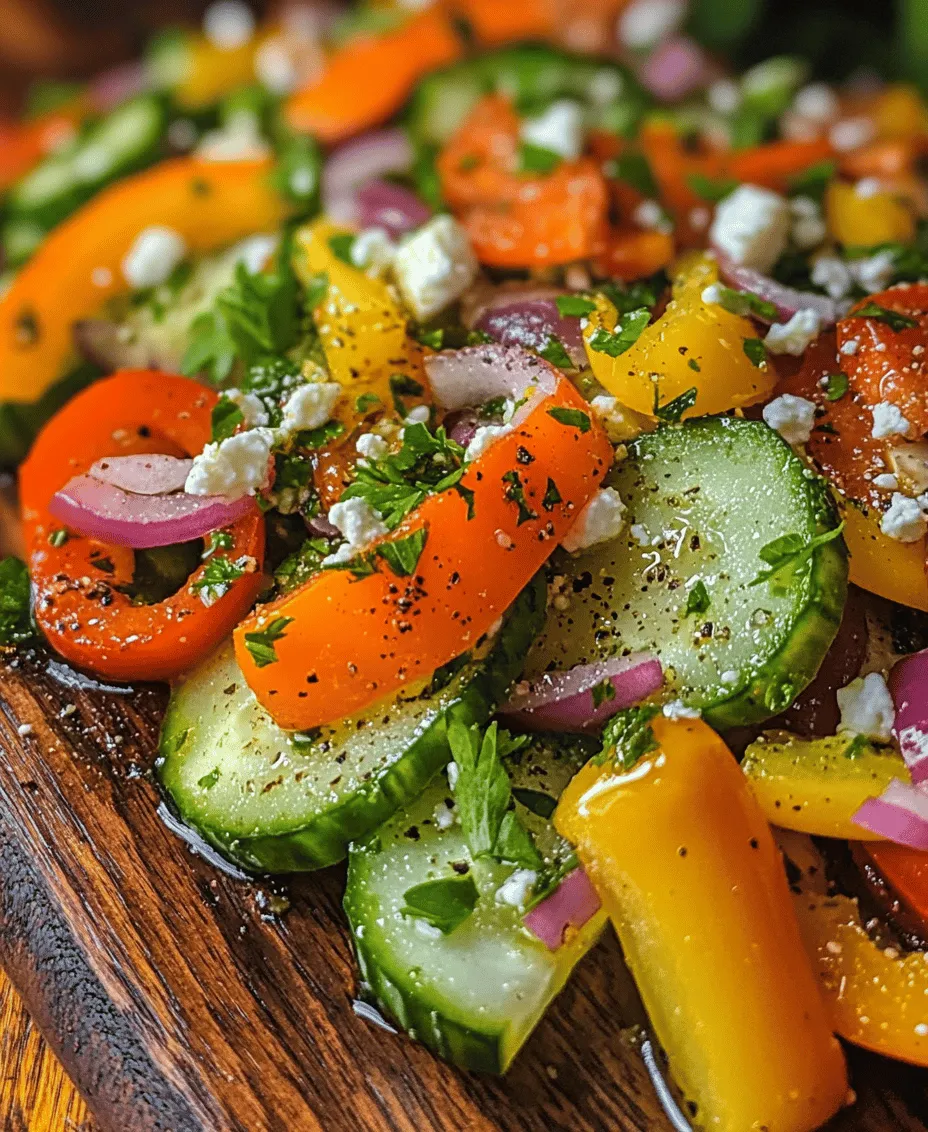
xmin=0 ymin=558 xmax=36 ymax=645
xmin=518 ymin=142 xmax=561 ymax=175
xmin=787 ymin=159 xmax=836 ymax=202
xmin=191 ymin=554 xmax=246 ymax=605
xmin=843 ymin=733 xmax=871 ymax=759
xmin=547 ymin=406 xmax=591 ymax=432
xmin=595 ymin=704 xmax=661 ymax=769
xmin=598 ymin=277 xmax=662 ymax=316
xmin=355 ymin=392 xmax=382 ymax=414
xmin=539 ymin=336 xmax=574 ymax=369
xmin=303 ymin=270 xmax=329 ymax=311
xmin=685 ymin=579 xmax=711 ymax=616
xmin=295 ymin=420 xmax=345 ymax=450
xmin=542 ymin=477 xmax=562 ymax=511
xmin=211 ymin=395 xmax=244 ymax=442
xmin=454 ymin=482 xmax=476 ymax=520
xmin=48 ymin=528 xmax=69 ymax=548
xmin=389 ymin=373 xmax=425 ymax=416
xmin=750 ymin=523 xmax=845 ymax=588
xmin=707 ymin=284 xmax=778 ymax=322
xmin=401 ymin=875 xmax=479 ymax=935
xmin=853 ymin=302 xmax=918 ymax=332
xmin=243 ymin=616 xmax=294 ymax=668
xmin=688 ymin=357 xmax=701 ymax=372
xmin=511 ymin=787 xmax=557 ymax=819
xmin=611 ymin=151 xmax=657 ymax=198
xmin=742 ymin=337 xmax=768 ymax=367
xmin=555 ymin=295 xmax=597 ymax=317
xmin=653 ymin=386 xmax=698 ymax=424
xmin=588 ymin=307 xmax=650 ymax=357
xmin=591 ymin=679 xmax=617 ymax=710
xmin=823 ymin=372 xmax=849 ymax=401
xmin=377 ymin=528 xmax=428 ymax=577
xmin=274 ymin=537 xmax=330 ymax=593
xmin=686 ymin=173 xmax=738 ymax=202
xmin=502 ymin=470 xmax=538 ymax=525
xmin=327 ymin=232 xmax=356 ymax=265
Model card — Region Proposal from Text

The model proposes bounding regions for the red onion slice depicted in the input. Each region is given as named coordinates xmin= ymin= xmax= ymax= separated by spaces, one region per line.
xmin=424 ymin=344 xmax=556 ymax=412
xmin=89 ymin=454 xmax=192 ymax=496
xmin=523 ymin=868 xmax=601 ymax=951
xmin=853 ymin=779 xmax=928 ymax=850
xmin=356 ymin=179 xmax=430 ymax=239
xmin=89 ymin=61 xmax=149 ymax=112
xmin=714 ymin=256 xmax=840 ymax=326
xmin=49 ymin=475 xmax=254 ymax=549
xmin=638 ymin=36 xmax=711 ymax=103
xmin=322 ymin=128 xmax=414 ymax=227
xmin=474 ymin=298 xmax=587 ymax=368
xmin=499 ymin=654 xmax=663 ymax=733
xmin=890 ymin=649 xmax=928 ymax=785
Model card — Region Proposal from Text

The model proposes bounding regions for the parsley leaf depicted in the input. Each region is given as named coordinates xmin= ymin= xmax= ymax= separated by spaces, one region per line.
xmin=211 ymin=396 xmax=244 ymax=442
xmin=743 ymin=338 xmax=768 ymax=367
xmin=401 ymin=874 xmax=479 ymax=934
xmin=328 ymin=232 xmax=355 ymax=264
xmin=591 ymin=678 xmax=617 ymax=709
xmin=685 ymin=579 xmax=710 ymax=616
xmin=824 ymin=372 xmax=849 ymax=401
xmin=511 ymin=788 xmax=557 ymax=819
xmin=454 ymin=482 xmax=476 ymax=520
xmin=611 ymin=151 xmax=657 ymax=198
xmin=653 ymin=386 xmax=697 ymax=424
xmin=547 ymin=407 xmax=591 ymax=432
xmin=303 ymin=271 xmax=329 ymax=311
xmin=686 ymin=173 xmax=738 ymax=202
xmin=539 ymin=336 xmax=574 ymax=369
xmin=853 ymin=301 xmax=919 ymax=332
xmin=243 ymin=616 xmax=293 ymax=668
xmin=389 ymin=373 xmax=425 ymax=416
xmin=598 ymin=278 xmax=662 ymax=316
xmin=518 ymin=142 xmax=561 ymax=174
xmin=203 ymin=530 xmax=234 ymax=557
xmin=844 ymin=733 xmax=871 ymax=759
xmin=0 ymin=558 xmax=35 ymax=645
xmin=595 ymin=704 xmax=661 ymax=769
xmin=355 ymin=392 xmax=382 ymax=414
xmin=274 ymin=538 xmax=330 ymax=593
xmin=542 ymin=477 xmax=562 ymax=511
xmin=191 ymin=555 xmax=246 ymax=605
xmin=48 ymin=528 xmax=68 ymax=548
xmin=377 ymin=528 xmax=428 ymax=576
xmin=749 ymin=523 xmax=845 ymax=587
xmin=502 ymin=470 xmax=538 ymax=525
xmin=588 ymin=308 xmax=650 ymax=357
xmin=706 ymin=284 xmax=778 ymax=321
xmin=493 ymin=810 xmax=543 ymax=869
xmin=555 ymin=295 xmax=597 ymax=317
xmin=787 ymin=159 xmax=836 ymax=202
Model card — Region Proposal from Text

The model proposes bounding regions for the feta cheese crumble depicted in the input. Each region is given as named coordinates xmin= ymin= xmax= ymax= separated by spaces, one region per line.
xmin=562 ymin=487 xmax=626 ymax=553
xmin=871 ymin=402 xmax=911 ymax=440
xmin=762 ymin=394 xmax=816 ymax=446
xmin=356 ymin=432 xmax=389 ymax=460
xmin=709 ymin=184 xmax=790 ymax=273
xmin=404 ymin=405 xmax=431 ymax=425
xmin=464 ymin=424 xmax=511 ymax=464
xmin=203 ymin=0 xmax=255 ymax=48
xmin=185 ymin=428 xmax=275 ymax=499
xmin=121 ymin=226 xmax=187 ymax=290
xmin=764 ymin=309 xmax=822 ymax=356
xmin=849 ymin=249 xmax=897 ymax=294
xmin=224 ymin=388 xmax=269 ymax=428
xmin=323 ymin=497 xmax=389 ymax=564
xmin=633 ymin=199 xmax=672 ymax=234
xmin=811 ymin=255 xmax=853 ymax=300
xmin=829 ymin=116 xmax=876 ymax=153
xmin=350 ymin=227 xmax=397 ymax=277
xmin=197 ymin=110 xmax=270 ymax=162
xmin=880 ymin=493 xmax=928 ymax=542
xmin=618 ymin=0 xmax=684 ymax=49
xmin=520 ymin=99 xmax=585 ymax=161
xmin=873 ymin=473 xmax=899 ymax=490
xmin=392 ymin=215 xmax=478 ymax=320
xmin=662 ymin=700 xmax=701 ymax=720
xmin=707 ymin=79 xmax=741 ymax=115
xmin=494 ymin=869 xmax=538 ymax=909
xmin=837 ymin=672 xmax=895 ymax=742
xmin=789 ymin=195 xmax=827 ymax=250
xmin=791 ymin=82 xmax=839 ymax=122
xmin=280 ymin=382 xmax=342 ymax=433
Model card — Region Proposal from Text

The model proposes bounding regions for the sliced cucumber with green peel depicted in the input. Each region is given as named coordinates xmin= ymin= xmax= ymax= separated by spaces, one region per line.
xmin=345 ymin=733 xmax=604 ymax=1074
xmin=523 ymin=417 xmax=847 ymax=729
xmin=157 ymin=575 xmax=545 ymax=872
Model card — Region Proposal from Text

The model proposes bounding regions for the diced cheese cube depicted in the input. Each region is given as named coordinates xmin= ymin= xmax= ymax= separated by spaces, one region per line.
xmin=393 ymin=215 xmax=478 ymax=320
xmin=709 ymin=184 xmax=790 ymax=273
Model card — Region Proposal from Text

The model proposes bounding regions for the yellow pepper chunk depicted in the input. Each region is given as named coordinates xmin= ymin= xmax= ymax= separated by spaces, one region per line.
xmin=294 ymin=218 xmax=429 ymax=429
xmin=582 ymin=254 xmax=776 ymax=418
xmin=743 ymin=731 xmax=908 ymax=840
xmin=787 ymin=836 xmax=928 ymax=1068
xmin=825 ymin=180 xmax=916 ymax=247
xmin=843 ymin=502 xmax=928 ymax=611
xmin=556 ymin=717 xmax=848 ymax=1132
xmin=153 ymin=30 xmax=264 ymax=110
xmin=874 ymin=84 xmax=928 ymax=141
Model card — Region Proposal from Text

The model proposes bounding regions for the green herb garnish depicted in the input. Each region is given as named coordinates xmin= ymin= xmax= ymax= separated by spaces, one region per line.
xmin=547 ymin=407 xmax=591 ymax=432
xmin=595 ymin=704 xmax=661 ymax=769
xmin=853 ymin=302 xmax=918 ymax=332
xmin=0 ymin=558 xmax=36 ymax=645
xmin=686 ymin=173 xmax=738 ymax=202
xmin=518 ymin=142 xmax=561 ymax=175
xmin=377 ymin=528 xmax=428 ymax=577
xmin=654 ymin=386 xmax=698 ymax=424
xmin=742 ymin=337 xmax=768 ymax=367
xmin=588 ymin=307 xmax=650 ymax=357
xmin=211 ymin=396 xmax=244 ymax=442
xmin=401 ymin=875 xmax=479 ymax=934
xmin=555 ymin=295 xmax=597 ymax=317
xmin=243 ymin=616 xmax=294 ymax=668
xmin=685 ymin=579 xmax=711 ymax=616
xmin=539 ymin=336 xmax=574 ymax=369
xmin=823 ymin=372 xmax=849 ymax=401
xmin=750 ymin=523 xmax=845 ymax=587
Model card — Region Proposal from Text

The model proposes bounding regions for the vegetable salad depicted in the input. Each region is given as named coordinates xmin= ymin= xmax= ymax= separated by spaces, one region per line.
xmin=6 ymin=0 xmax=928 ymax=1127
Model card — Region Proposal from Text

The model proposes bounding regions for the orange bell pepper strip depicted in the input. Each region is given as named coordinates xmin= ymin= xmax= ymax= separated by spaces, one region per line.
xmin=789 ymin=837 xmax=928 ymax=1069
xmin=593 ymin=227 xmax=675 ymax=282
xmin=0 ymin=156 xmax=291 ymax=410
xmin=20 ymin=371 xmax=265 ymax=682
xmin=438 ymin=96 xmax=608 ymax=267
xmin=857 ymin=841 xmax=928 ymax=930
xmin=837 ymin=284 xmax=928 ymax=437
xmin=555 ymin=717 xmax=849 ymax=1132
xmin=285 ymin=6 xmax=461 ymax=143
xmin=727 ymin=137 xmax=834 ymax=193
xmin=453 ymin=0 xmax=556 ymax=44
xmin=235 ymin=364 xmax=612 ymax=730
xmin=638 ymin=120 xmax=728 ymax=234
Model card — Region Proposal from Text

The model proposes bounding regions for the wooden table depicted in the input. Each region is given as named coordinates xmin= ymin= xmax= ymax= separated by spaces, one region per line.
xmin=1 ymin=969 xmax=91 ymax=1131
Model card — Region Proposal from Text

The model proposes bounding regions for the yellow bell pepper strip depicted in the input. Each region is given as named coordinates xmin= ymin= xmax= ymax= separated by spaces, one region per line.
xmin=234 ymin=364 xmax=612 ymax=730
xmin=0 ymin=157 xmax=291 ymax=410
xmin=285 ymin=6 xmax=462 ymax=144
xmin=843 ymin=502 xmax=928 ymax=612
xmin=149 ymin=24 xmax=269 ymax=110
xmin=825 ymin=179 xmax=916 ymax=247
xmin=789 ymin=836 xmax=928 ymax=1069
xmin=293 ymin=218 xmax=429 ymax=431
xmin=873 ymin=84 xmax=928 ymax=141
xmin=743 ymin=731 xmax=909 ymax=840
xmin=583 ymin=253 xmax=777 ymax=419
xmin=556 ymin=717 xmax=849 ymax=1132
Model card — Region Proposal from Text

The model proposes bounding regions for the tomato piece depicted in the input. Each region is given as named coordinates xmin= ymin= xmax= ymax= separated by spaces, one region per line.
xmin=234 ymin=365 xmax=612 ymax=730
xmin=20 ymin=371 xmax=264 ymax=682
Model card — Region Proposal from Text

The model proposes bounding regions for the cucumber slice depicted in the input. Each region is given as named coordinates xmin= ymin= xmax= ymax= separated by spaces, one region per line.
xmin=345 ymin=733 xmax=604 ymax=1074
xmin=158 ymin=575 xmax=545 ymax=872
xmin=522 ymin=417 xmax=848 ymax=728
xmin=0 ymin=361 xmax=100 ymax=466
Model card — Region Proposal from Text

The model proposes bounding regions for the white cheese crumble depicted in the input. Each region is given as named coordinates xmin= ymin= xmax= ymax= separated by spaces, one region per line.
xmin=393 ymin=215 xmax=478 ymax=320
xmin=709 ymin=184 xmax=790 ymax=273
xmin=356 ymin=432 xmax=389 ymax=460
xmin=662 ymin=699 xmax=701 ymax=720
xmin=764 ymin=309 xmax=822 ymax=356
xmin=707 ymin=79 xmax=741 ymax=115
xmin=633 ymin=199 xmax=672 ymax=234
xmin=280 ymin=382 xmax=342 ymax=433
xmin=590 ymin=395 xmax=638 ymax=442
xmin=254 ymin=36 xmax=298 ymax=94
xmin=762 ymin=393 xmax=816 ymax=446
xmin=121 ymin=226 xmax=187 ymax=290
xmin=465 ymin=424 xmax=511 ymax=464
xmin=520 ymin=99 xmax=585 ymax=162
xmin=855 ymin=177 xmax=885 ymax=199
xmin=324 ymin=498 xmax=389 ymax=564
xmin=433 ymin=801 xmax=456 ymax=830
xmin=233 ymin=233 xmax=278 ymax=274
xmin=873 ymin=473 xmax=899 ymax=490
xmin=197 ymin=111 xmax=270 ymax=162
xmin=881 ymin=493 xmax=928 ymax=542
xmin=185 ymin=428 xmax=275 ymax=498
xmin=617 ymin=0 xmax=684 ymax=48
xmin=224 ymin=388 xmax=269 ymax=428
xmin=789 ymin=196 xmax=827 ymax=250
xmin=871 ymin=401 xmax=911 ymax=439
xmin=350 ymin=227 xmax=397 ymax=277
xmin=829 ymin=116 xmax=876 ymax=153
xmin=587 ymin=68 xmax=624 ymax=106
xmin=494 ymin=869 xmax=538 ymax=909
xmin=811 ymin=255 xmax=853 ymax=300
xmin=562 ymin=487 xmax=626 ymax=553
xmin=203 ymin=0 xmax=255 ymax=48
xmin=630 ymin=523 xmax=650 ymax=547
xmin=849 ymin=249 xmax=897 ymax=294
xmin=836 ymin=671 xmax=895 ymax=742
xmin=840 ymin=338 xmax=860 ymax=356
xmin=404 ymin=405 xmax=431 ymax=425
xmin=791 ymin=82 xmax=839 ymax=122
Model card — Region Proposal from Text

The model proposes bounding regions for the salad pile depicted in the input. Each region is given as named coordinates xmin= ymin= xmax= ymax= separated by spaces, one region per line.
xmin=7 ymin=0 xmax=928 ymax=1127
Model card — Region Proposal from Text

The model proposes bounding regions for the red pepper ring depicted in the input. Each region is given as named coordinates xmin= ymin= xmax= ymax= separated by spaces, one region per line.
xmin=20 ymin=370 xmax=265 ymax=682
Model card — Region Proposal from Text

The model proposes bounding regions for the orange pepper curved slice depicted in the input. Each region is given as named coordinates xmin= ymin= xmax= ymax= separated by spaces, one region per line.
xmin=20 ymin=370 xmax=264 ymax=682
xmin=234 ymin=365 xmax=612 ymax=730
xmin=285 ymin=6 xmax=461 ymax=143
xmin=837 ymin=284 xmax=928 ymax=437
xmin=453 ymin=0 xmax=555 ymax=44
xmin=727 ymin=137 xmax=834 ymax=192
xmin=438 ymin=95 xmax=608 ymax=267
xmin=0 ymin=156 xmax=291 ymax=409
